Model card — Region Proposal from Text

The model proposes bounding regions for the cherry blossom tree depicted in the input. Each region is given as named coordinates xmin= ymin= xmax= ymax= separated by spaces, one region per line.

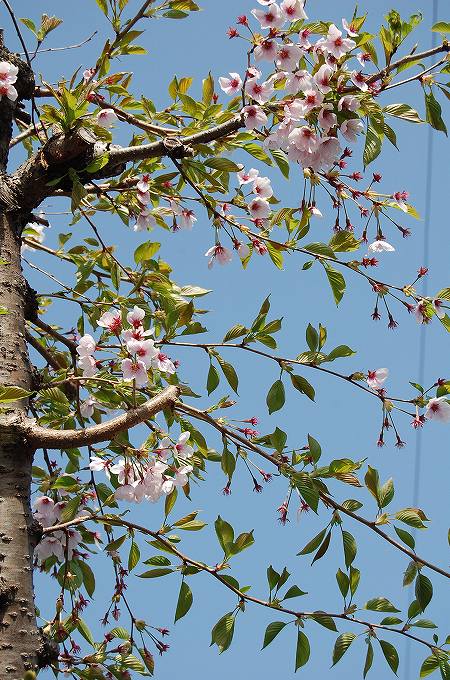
xmin=0 ymin=1 xmax=449 ymax=678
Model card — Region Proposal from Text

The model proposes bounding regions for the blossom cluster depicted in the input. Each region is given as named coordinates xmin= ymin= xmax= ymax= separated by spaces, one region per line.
xmin=33 ymin=496 xmax=82 ymax=564
xmin=0 ymin=61 xmax=18 ymax=102
xmin=89 ymin=432 xmax=194 ymax=503
xmin=76 ymin=305 xmax=176 ymax=386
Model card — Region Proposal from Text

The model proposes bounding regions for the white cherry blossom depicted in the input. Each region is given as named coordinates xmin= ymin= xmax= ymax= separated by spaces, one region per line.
xmin=248 ymin=197 xmax=271 ymax=219
xmin=121 ymin=358 xmax=148 ymax=386
xmin=367 ymin=368 xmax=389 ymax=390
xmin=425 ymin=397 xmax=450 ymax=423
xmin=76 ymin=334 xmax=96 ymax=357
xmin=96 ymin=108 xmax=118 ymax=128
xmin=97 ymin=309 xmax=122 ymax=333
xmin=205 ymin=244 xmax=233 ymax=268
xmin=237 ymin=168 xmax=259 ymax=185
xmin=218 ymin=72 xmax=242 ymax=96
xmin=368 ymin=240 xmax=395 ymax=253
xmin=280 ymin=0 xmax=307 ymax=22
xmin=242 ymin=105 xmax=268 ymax=130
xmin=340 ymin=118 xmax=364 ymax=142
xmin=251 ymin=4 xmax=285 ymax=29
xmin=152 ymin=352 xmax=176 ymax=374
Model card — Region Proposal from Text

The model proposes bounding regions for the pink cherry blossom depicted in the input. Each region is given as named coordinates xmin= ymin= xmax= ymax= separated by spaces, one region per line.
xmin=251 ymin=4 xmax=285 ymax=29
xmin=218 ymin=72 xmax=242 ymax=96
xmin=254 ymin=40 xmax=278 ymax=62
xmin=205 ymin=243 xmax=233 ymax=268
xmin=367 ymin=367 xmax=389 ymax=390
xmin=280 ymin=0 xmax=307 ymax=22
xmin=350 ymin=70 xmax=368 ymax=92
xmin=0 ymin=61 xmax=18 ymax=101
xmin=244 ymin=78 xmax=274 ymax=104
xmin=152 ymin=352 xmax=176 ymax=374
xmin=297 ymin=29 xmax=312 ymax=49
xmin=276 ymin=43 xmax=303 ymax=71
xmin=80 ymin=396 xmax=97 ymax=418
xmin=288 ymin=126 xmax=318 ymax=154
xmin=425 ymin=397 xmax=450 ymax=423
xmin=127 ymin=306 xmax=145 ymax=328
xmin=340 ymin=118 xmax=364 ymax=142
xmin=135 ymin=208 xmax=156 ymax=232
xmin=413 ymin=301 xmax=428 ymax=324
xmin=252 ymin=176 xmax=273 ymax=199
xmin=243 ymin=105 xmax=268 ymax=130
xmin=284 ymin=69 xmax=313 ymax=95
xmin=121 ymin=358 xmax=148 ymax=386
xmin=96 ymin=108 xmax=118 ymax=128
xmin=248 ymin=197 xmax=271 ymax=219
xmin=237 ymin=168 xmax=259 ymax=185
xmin=77 ymin=354 xmax=98 ymax=378
xmin=236 ymin=242 xmax=250 ymax=259
xmin=342 ymin=18 xmax=359 ymax=37
xmin=314 ymin=64 xmax=333 ymax=94
xmin=34 ymin=496 xmax=58 ymax=526
xmin=179 ymin=208 xmax=197 ymax=229
xmin=122 ymin=325 xmax=153 ymax=342
xmin=338 ymin=95 xmax=359 ymax=112
xmin=126 ymin=338 xmax=158 ymax=367
xmin=320 ymin=24 xmax=356 ymax=59
xmin=432 ymin=299 xmax=445 ymax=319
xmin=76 ymin=334 xmax=96 ymax=357
xmin=35 ymin=536 xmax=65 ymax=564
xmin=98 ymin=309 xmax=122 ymax=333
xmin=319 ymin=104 xmax=337 ymax=132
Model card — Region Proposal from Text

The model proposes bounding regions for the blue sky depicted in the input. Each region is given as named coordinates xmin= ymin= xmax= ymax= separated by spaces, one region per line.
xmin=4 ymin=0 xmax=449 ymax=678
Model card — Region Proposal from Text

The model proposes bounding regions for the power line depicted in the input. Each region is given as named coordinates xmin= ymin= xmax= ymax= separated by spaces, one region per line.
xmin=403 ymin=1 xmax=438 ymax=677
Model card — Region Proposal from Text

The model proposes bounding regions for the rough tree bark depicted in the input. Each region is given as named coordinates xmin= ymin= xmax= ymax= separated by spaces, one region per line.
xmin=0 ymin=34 xmax=51 ymax=678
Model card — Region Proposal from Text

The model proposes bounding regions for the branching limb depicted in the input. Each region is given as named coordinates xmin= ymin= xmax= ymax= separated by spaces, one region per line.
xmin=43 ymin=514 xmax=438 ymax=651
xmin=175 ymin=401 xmax=450 ymax=580
xmin=22 ymin=385 xmax=180 ymax=449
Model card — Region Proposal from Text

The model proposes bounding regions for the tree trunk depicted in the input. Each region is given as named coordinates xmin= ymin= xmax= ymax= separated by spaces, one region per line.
xmin=0 ymin=211 xmax=42 ymax=677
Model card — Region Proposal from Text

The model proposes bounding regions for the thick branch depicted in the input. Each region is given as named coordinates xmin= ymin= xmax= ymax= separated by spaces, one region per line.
xmin=23 ymin=385 xmax=180 ymax=449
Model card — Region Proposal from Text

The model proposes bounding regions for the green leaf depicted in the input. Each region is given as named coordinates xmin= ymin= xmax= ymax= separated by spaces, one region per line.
xmin=216 ymin=355 xmax=239 ymax=393
xmin=384 ymin=103 xmax=423 ymax=123
xmin=425 ymin=91 xmax=447 ymax=134
xmin=210 ymin=612 xmax=235 ymax=653
xmin=215 ymin=516 xmax=234 ymax=555
xmin=297 ymin=528 xmax=327 ymax=556
xmin=207 ymin=364 xmax=220 ymax=395
xmin=420 ymin=655 xmax=440 ymax=677
xmin=395 ymin=508 xmax=427 ymax=529
xmin=202 ymin=72 xmax=214 ymax=105
xmin=364 ymin=641 xmax=374 ymax=678
xmin=79 ymin=560 xmax=96 ymax=598
xmin=380 ymin=617 xmax=403 ymax=626
xmin=295 ymin=631 xmax=310 ymax=671
xmin=134 ymin=241 xmax=161 ymax=264
xmin=324 ymin=265 xmax=346 ymax=305
xmin=432 ymin=22 xmax=450 ymax=33
xmin=379 ymin=478 xmax=395 ymax=508
xmin=271 ymin=149 xmax=290 ymax=178
xmin=205 ymin=157 xmax=241 ymax=172
xmin=223 ymin=324 xmax=247 ymax=342
xmin=266 ymin=379 xmax=285 ymax=414
xmin=128 ymin=541 xmax=140 ymax=572
xmin=174 ymin=581 xmax=193 ymax=622
xmin=415 ymin=573 xmax=433 ymax=612
xmin=262 ymin=621 xmax=287 ymax=649
xmin=329 ymin=230 xmax=361 ymax=253
xmin=332 ymin=633 xmax=356 ymax=665
xmin=379 ymin=640 xmax=399 ymax=675
xmin=307 ymin=434 xmax=321 ymax=462
xmin=342 ymin=530 xmax=357 ymax=568
xmin=336 ymin=568 xmax=349 ymax=598
xmin=138 ymin=568 xmax=173 ymax=578
xmin=365 ymin=597 xmax=400 ymax=613
xmin=77 ymin=618 xmax=94 ymax=646
xmin=306 ymin=323 xmax=319 ymax=351
xmin=0 ymin=386 xmax=33 ymax=403
xmin=312 ymin=529 xmax=332 ymax=564
xmin=283 ymin=584 xmax=307 ymax=600
xmin=394 ymin=526 xmax=415 ymax=549
xmin=327 ymin=345 xmax=356 ymax=361
xmin=59 ymin=497 xmax=81 ymax=524
xmin=95 ymin=0 xmax=108 ymax=14
xmin=310 ymin=612 xmax=338 ymax=632
xmin=20 ymin=17 xmax=37 ymax=36
xmin=363 ymin=125 xmax=382 ymax=166
xmin=290 ymin=374 xmax=315 ymax=401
